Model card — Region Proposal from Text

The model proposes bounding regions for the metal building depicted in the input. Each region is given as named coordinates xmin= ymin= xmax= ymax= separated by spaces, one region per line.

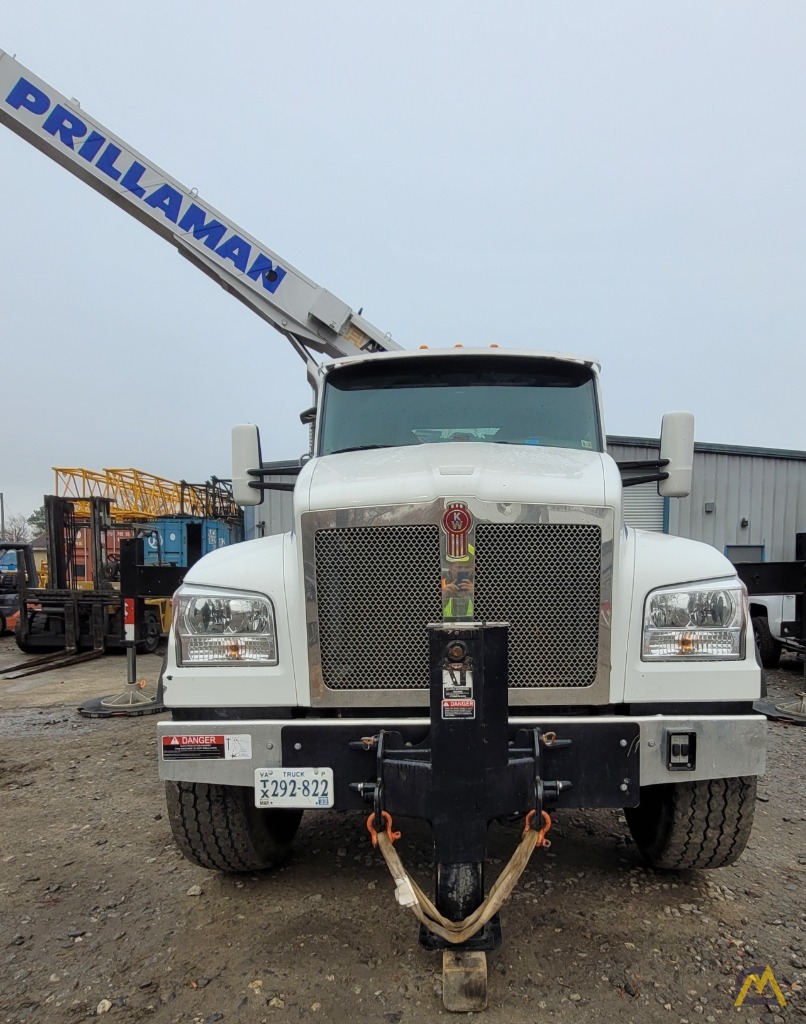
xmin=609 ymin=437 xmax=806 ymax=563
xmin=244 ymin=462 xmax=296 ymax=540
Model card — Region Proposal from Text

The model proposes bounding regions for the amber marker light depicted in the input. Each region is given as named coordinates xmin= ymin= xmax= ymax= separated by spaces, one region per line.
xmin=679 ymin=635 xmax=694 ymax=654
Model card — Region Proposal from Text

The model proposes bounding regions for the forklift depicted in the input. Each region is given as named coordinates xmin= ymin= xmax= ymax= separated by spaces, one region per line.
xmin=14 ymin=495 xmax=169 ymax=655
xmin=0 ymin=541 xmax=39 ymax=635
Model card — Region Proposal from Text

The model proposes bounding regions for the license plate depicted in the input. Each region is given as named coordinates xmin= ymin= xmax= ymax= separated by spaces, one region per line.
xmin=254 ymin=767 xmax=334 ymax=808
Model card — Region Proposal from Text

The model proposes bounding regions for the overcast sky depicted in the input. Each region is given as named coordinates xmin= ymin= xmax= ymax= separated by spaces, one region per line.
xmin=1 ymin=2 xmax=804 ymax=523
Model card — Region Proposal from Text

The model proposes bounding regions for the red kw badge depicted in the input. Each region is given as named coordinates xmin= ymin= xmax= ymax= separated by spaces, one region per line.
xmin=441 ymin=501 xmax=473 ymax=559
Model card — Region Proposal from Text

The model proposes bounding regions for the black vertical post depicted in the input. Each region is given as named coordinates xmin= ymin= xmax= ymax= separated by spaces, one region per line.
xmin=428 ymin=624 xmax=509 ymax=926
xmin=120 ymin=538 xmax=146 ymax=683
xmin=45 ymin=495 xmax=68 ymax=590
xmin=797 ymin=533 xmax=805 ymax=688
xmin=64 ymin=598 xmax=78 ymax=653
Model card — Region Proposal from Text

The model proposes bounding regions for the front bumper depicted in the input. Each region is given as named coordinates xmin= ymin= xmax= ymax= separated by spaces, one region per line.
xmin=158 ymin=713 xmax=767 ymax=805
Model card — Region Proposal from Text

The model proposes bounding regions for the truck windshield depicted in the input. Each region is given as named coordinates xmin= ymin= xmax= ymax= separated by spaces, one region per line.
xmin=319 ymin=356 xmax=602 ymax=455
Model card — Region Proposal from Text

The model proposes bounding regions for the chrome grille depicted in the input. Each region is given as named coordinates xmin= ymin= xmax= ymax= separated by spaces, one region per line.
xmin=315 ymin=526 xmax=441 ymax=690
xmin=474 ymin=523 xmax=600 ymax=687
xmin=314 ymin=521 xmax=601 ymax=691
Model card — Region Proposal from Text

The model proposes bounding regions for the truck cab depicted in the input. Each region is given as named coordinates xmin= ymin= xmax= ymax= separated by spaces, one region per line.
xmin=158 ymin=348 xmax=764 ymax=885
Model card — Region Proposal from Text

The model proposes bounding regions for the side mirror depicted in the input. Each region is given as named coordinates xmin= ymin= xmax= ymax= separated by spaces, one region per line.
xmin=231 ymin=424 xmax=263 ymax=507
xmin=658 ymin=412 xmax=694 ymax=498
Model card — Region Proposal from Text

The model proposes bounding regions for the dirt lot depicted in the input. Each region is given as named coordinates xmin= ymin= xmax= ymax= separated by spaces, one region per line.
xmin=0 ymin=635 xmax=803 ymax=1023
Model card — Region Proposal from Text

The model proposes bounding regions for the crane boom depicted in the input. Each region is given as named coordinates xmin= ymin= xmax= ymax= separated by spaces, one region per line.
xmin=0 ymin=50 xmax=402 ymax=361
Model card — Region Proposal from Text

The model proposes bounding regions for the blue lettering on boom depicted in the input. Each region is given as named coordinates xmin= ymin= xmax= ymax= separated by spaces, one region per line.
xmin=4 ymin=76 xmax=288 ymax=293
xmin=97 ymin=143 xmax=124 ymax=181
xmin=216 ymin=234 xmax=251 ymax=273
xmin=247 ymin=254 xmax=287 ymax=294
xmin=145 ymin=184 xmax=182 ymax=223
xmin=5 ymin=77 xmax=49 ymax=115
xmin=42 ymin=103 xmax=87 ymax=148
xmin=121 ymin=161 xmax=148 ymax=198
xmin=178 ymin=204 xmax=227 ymax=250
xmin=78 ymin=131 xmax=106 ymax=162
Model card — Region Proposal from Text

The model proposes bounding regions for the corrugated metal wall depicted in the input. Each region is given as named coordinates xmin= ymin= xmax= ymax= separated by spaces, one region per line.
xmin=674 ymin=450 xmax=806 ymax=562
xmin=608 ymin=438 xmax=806 ymax=561
xmin=607 ymin=441 xmax=666 ymax=532
xmin=243 ymin=478 xmax=295 ymax=539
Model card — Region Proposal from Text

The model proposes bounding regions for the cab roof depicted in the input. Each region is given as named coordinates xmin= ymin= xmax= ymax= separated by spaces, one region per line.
xmin=318 ymin=347 xmax=602 ymax=378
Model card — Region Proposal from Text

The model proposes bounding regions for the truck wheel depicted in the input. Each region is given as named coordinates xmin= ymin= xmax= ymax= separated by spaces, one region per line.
xmin=752 ymin=616 xmax=781 ymax=670
xmin=165 ymin=781 xmax=302 ymax=872
xmin=625 ymin=776 xmax=756 ymax=870
xmin=0 ymin=610 xmax=6 ymax=634
xmin=142 ymin=611 xmax=162 ymax=655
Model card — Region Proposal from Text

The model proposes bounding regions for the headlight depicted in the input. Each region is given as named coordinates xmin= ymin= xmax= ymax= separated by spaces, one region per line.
xmin=642 ymin=578 xmax=746 ymax=660
xmin=175 ymin=586 xmax=278 ymax=666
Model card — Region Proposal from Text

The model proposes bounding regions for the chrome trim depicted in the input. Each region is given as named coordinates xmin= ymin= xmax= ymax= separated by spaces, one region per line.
xmin=301 ymin=500 xmax=614 ymax=708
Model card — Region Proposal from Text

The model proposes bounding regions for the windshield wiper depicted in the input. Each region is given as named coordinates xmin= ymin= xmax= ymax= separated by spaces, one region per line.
xmin=329 ymin=444 xmax=395 ymax=455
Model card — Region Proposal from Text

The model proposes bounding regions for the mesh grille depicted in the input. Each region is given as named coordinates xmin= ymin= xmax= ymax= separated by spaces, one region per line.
xmin=314 ymin=522 xmax=601 ymax=691
xmin=315 ymin=526 xmax=441 ymax=690
xmin=475 ymin=523 xmax=601 ymax=687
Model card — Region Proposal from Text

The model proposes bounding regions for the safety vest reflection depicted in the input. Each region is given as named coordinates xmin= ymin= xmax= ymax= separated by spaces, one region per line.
xmin=444 ymin=592 xmax=474 ymax=617
xmin=442 ymin=548 xmax=474 ymax=618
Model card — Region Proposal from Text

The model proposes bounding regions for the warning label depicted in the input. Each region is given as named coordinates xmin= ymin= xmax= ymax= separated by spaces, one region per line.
xmin=441 ymin=699 xmax=476 ymax=720
xmin=161 ymin=734 xmax=252 ymax=760
xmin=442 ymin=666 xmax=473 ymax=702
xmin=443 ymin=686 xmax=472 ymax=699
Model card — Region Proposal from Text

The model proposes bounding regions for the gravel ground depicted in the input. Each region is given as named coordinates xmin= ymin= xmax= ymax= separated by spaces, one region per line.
xmin=0 ymin=635 xmax=803 ymax=1023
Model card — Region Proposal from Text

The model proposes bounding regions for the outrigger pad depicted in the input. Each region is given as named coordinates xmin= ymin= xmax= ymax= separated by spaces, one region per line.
xmin=442 ymin=950 xmax=488 ymax=1012
xmin=78 ymin=693 xmax=165 ymax=718
xmin=753 ymin=697 xmax=806 ymax=726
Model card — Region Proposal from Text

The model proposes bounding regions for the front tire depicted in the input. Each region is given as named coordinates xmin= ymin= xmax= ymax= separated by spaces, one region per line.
xmin=625 ymin=776 xmax=757 ymax=870
xmin=165 ymin=781 xmax=302 ymax=872
xmin=752 ymin=616 xmax=781 ymax=669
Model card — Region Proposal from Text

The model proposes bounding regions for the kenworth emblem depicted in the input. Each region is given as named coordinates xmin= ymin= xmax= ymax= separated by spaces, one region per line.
xmin=441 ymin=502 xmax=473 ymax=559
xmin=441 ymin=501 xmax=475 ymax=619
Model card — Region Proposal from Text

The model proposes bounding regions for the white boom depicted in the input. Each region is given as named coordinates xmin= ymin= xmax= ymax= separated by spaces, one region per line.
xmin=0 ymin=50 xmax=402 ymax=362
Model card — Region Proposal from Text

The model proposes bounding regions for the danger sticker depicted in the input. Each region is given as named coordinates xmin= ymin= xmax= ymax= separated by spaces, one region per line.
xmin=441 ymin=699 xmax=476 ymax=720
xmin=161 ymin=734 xmax=252 ymax=760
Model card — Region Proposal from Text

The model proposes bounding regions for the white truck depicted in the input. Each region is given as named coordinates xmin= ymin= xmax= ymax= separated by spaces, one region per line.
xmin=1 ymin=49 xmax=766 ymax=1008
xmin=750 ymin=594 xmax=799 ymax=668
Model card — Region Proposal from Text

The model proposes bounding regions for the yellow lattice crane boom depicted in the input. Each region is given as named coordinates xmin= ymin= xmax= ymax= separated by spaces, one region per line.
xmin=52 ymin=468 xmax=238 ymax=521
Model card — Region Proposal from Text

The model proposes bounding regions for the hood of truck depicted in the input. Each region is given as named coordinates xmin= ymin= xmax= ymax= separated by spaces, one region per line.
xmin=298 ymin=443 xmax=620 ymax=511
